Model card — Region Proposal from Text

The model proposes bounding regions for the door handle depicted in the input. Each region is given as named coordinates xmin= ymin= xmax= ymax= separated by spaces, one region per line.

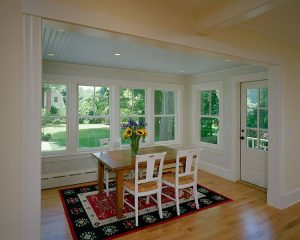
xmin=240 ymin=136 xmax=245 ymax=140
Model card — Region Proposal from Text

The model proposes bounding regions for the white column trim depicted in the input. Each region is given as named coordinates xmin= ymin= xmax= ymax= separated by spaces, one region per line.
xmin=21 ymin=14 xmax=42 ymax=240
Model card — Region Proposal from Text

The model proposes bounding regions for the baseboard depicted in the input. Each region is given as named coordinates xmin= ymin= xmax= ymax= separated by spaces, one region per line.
xmin=281 ymin=187 xmax=300 ymax=208
xmin=199 ymin=161 xmax=232 ymax=181
xmin=42 ymin=168 xmax=97 ymax=189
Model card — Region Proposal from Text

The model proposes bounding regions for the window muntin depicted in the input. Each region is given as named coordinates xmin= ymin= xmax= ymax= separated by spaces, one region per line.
xmin=154 ymin=90 xmax=175 ymax=142
xmin=78 ymin=85 xmax=110 ymax=149
xmin=41 ymin=83 xmax=67 ymax=152
xmin=199 ymin=90 xmax=220 ymax=145
xmin=120 ymin=88 xmax=146 ymax=144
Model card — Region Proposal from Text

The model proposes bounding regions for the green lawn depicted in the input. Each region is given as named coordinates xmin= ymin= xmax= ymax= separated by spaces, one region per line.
xmin=42 ymin=123 xmax=110 ymax=151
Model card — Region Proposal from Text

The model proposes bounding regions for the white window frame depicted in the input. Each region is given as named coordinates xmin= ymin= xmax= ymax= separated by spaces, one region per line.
xmin=77 ymin=84 xmax=111 ymax=151
xmin=154 ymin=89 xmax=177 ymax=145
xmin=41 ymin=81 xmax=69 ymax=155
xmin=192 ymin=81 xmax=223 ymax=150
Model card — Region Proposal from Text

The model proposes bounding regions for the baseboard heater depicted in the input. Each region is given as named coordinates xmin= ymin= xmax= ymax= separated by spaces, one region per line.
xmin=41 ymin=168 xmax=98 ymax=189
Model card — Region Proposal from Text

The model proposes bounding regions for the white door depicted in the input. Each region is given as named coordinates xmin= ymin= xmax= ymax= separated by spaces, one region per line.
xmin=240 ymin=81 xmax=268 ymax=188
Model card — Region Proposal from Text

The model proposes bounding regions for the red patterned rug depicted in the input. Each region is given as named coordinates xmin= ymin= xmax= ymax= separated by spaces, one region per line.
xmin=59 ymin=183 xmax=233 ymax=240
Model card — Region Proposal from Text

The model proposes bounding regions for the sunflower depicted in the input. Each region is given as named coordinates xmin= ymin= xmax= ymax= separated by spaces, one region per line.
xmin=143 ymin=128 xmax=148 ymax=136
xmin=136 ymin=129 xmax=144 ymax=136
xmin=124 ymin=127 xmax=132 ymax=137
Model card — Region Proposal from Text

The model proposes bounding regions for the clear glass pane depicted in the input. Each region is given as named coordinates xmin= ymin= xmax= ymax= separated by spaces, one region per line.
xmin=119 ymin=88 xmax=132 ymax=116
xmin=247 ymin=88 xmax=258 ymax=108
xmin=165 ymin=91 xmax=175 ymax=114
xmin=95 ymin=86 xmax=109 ymax=115
xmin=41 ymin=118 xmax=67 ymax=152
xmin=211 ymin=90 xmax=219 ymax=116
xmin=42 ymin=83 xmax=67 ymax=117
xmin=247 ymin=109 xmax=258 ymax=128
xmin=259 ymin=109 xmax=268 ymax=129
xmin=259 ymin=130 xmax=268 ymax=151
xmin=155 ymin=116 xmax=175 ymax=142
xmin=78 ymin=118 xmax=110 ymax=148
xmin=132 ymin=89 xmax=145 ymax=115
xmin=259 ymin=87 xmax=268 ymax=108
xmin=154 ymin=90 xmax=164 ymax=115
xmin=120 ymin=117 xmax=146 ymax=144
xmin=200 ymin=117 xmax=219 ymax=144
xmin=78 ymin=86 xmax=94 ymax=116
xmin=201 ymin=91 xmax=210 ymax=115
xmin=247 ymin=129 xmax=258 ymax=149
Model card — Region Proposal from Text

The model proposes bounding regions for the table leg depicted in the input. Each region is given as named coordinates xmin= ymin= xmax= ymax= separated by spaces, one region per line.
xmin=98 ymin=161 xmax=104 ymax=195
xmin=116 ymin=170 xmax=124 ymax=219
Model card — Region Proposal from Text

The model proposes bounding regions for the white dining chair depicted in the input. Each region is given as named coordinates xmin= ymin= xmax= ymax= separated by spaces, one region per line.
xmin=123 ymin=152 xmax=166 ymax=226
xmin=99 ymin=138 xmax=121 ymax=197
xmin=161 ymin=149 xmax=200 ymax=216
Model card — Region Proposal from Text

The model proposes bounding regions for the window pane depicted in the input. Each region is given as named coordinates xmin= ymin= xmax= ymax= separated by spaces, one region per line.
xmin=211 ymin=90 xmax=219 ymax=116
xmin=201 ymin=91 xmax=210 ymax=115
xmin=42 ymin=83 xmax=67 ymax=117
xmin=41 ymin=118 xmax=66 ymax=152
xmin=120 ymin=117 xmax=146 ymax=144
xmin=78 ymin=86 xmax=94 ymax=116
xmin=95 ymin=86 xmax=109 ymax=115
xmin=247 ymin=88 xmax=258 ymax=108
xmin=165 ymin=91 xmax=175 ymax=114
xmin=120 ymin=88 xmax=132 ymax=116
xmin=154 ymin=90 xmax=164 ymax=115
xmin=132 ymin=89 xmax=145 ymax=115
xmin=200 ymin=117 xmax=219 ymax=144
xmin=259 ymin=109 xmax=268 ymax=129
xmin=247 ymin=109 xmax=258 ymax=128
xmin=155 ymin=116 xmax=175 ymax=141
xmin=78 ymin=118 xmax=110 ymax=148
xmin=259 ymin=130 xmax=268 ymax=151
xmin=247 ymin=129 xmax=258 ymax=149
xmin=259 ymin=87 xmax=268 ymax=108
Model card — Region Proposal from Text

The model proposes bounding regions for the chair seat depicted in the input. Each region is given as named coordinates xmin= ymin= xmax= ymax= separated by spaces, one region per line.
xmin=162 ymin=173 xmax=194 ymax=185
xmin=124 ymin=179 xmax=158 ymax=192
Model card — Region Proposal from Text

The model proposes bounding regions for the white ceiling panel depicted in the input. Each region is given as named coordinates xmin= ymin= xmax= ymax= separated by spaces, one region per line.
xmin=42 ymin=21 xmax=246 ymax=75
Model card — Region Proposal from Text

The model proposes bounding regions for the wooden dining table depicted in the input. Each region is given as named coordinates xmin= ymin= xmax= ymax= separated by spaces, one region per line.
xmin=92 ymin=146 xmax=181 ymax=219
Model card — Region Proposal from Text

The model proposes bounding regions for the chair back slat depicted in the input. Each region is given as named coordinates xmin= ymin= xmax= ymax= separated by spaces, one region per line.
xmin=176 ymin=149 xmax=201 ymax=180
xmin=135 ymin=152 xmax=166 ymax=188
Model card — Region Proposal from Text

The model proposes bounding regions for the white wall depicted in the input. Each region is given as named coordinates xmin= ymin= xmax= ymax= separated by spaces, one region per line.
xmin=186 ymin=66 xmax=266 ymax=180
xmin=0 ymin=1 xmax=22 ymax=239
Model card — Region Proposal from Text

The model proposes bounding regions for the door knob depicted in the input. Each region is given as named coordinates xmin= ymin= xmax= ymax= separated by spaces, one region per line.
xmin=240 ymin=136 xmax=245 ymax=140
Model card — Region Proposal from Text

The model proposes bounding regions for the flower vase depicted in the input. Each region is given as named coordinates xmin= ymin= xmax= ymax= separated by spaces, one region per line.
xmin=130 ymin=138 xmax=140 ymax=156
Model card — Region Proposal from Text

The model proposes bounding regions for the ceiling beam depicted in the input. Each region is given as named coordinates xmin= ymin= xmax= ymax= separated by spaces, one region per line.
xmin=197 ymin=0 xmax=292 ymax=35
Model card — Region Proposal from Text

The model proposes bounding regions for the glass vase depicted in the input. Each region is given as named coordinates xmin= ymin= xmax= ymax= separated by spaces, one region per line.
xmin=130 ymin=138 xmax=140 ymax=156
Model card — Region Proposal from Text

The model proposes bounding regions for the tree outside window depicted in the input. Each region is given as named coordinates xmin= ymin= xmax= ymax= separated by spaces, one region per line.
xmin=41 ymin=83 xmax=67 ymax=152
xmin=199 ymin=90 xmax=219 ymax=144
xmin=78 ymin=85 xmax=110 ymax=149
xmin=154 ymin=90 xmax=175 ymax=142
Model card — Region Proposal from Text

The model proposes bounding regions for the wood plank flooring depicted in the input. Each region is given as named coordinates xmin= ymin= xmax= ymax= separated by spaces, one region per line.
xmin=41 ymin=170 xmax=300 ymax=240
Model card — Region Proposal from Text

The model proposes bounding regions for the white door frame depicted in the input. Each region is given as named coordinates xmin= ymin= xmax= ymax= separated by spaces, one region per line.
xmin=22 ymin=15 xmax=284 ymax=240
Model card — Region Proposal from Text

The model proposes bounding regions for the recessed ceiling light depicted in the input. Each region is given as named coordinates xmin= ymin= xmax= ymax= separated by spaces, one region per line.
xmin=57 ymin=29 xmax=65 ymax=32
xmin=225 ymin=59 xmax=230 ymax=62
xmin=48 ymin=53 xmax=54 ymax=57
xmin=180 ymin=70 xmax=185 ymax=73
xmin=114 ymin=53 xmax=121 ymax=56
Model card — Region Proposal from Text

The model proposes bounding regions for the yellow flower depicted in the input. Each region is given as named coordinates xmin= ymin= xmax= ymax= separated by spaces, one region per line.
xmin=124 ymin=127 xmax=132 ymax=137
xmin=143 ymin=128 xmax=148 ymax=136
xmin=122 ymin=132 xmax=128 ymax=139
xmin=136 ymin=129 xmax=144 ymax=136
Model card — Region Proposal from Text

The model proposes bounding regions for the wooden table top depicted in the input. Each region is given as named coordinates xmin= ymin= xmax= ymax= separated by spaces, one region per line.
xmin=92 ymin=146 xmax=178 ymax=171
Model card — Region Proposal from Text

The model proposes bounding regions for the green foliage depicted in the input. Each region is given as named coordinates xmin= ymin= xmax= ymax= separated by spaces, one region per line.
xmin=41 ymin=133 xmax=51 ymax=141
xmin=50 ymin=105 xmax=58 ymax=115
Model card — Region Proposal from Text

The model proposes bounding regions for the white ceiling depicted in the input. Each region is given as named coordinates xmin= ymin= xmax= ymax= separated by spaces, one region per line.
xmin=42 ymin=20 xmax=247 ymax=76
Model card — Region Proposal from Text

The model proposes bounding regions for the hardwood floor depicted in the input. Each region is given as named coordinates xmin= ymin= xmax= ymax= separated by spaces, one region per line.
xmin=41 ymin=170 xmax=300 ymax=240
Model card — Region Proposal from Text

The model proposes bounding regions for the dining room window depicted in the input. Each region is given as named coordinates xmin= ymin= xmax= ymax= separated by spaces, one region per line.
xmin=119 ymin=88 xmax=146 ymax=144
xmin=41 ymin=83 xmax=67 ymax=152
xmin=154 ymin=90 xmax=175 ymax=142
xmin=78 ymin=85 xmax=110 ymax=149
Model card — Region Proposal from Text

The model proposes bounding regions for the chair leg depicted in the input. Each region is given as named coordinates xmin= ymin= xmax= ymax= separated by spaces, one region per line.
xmin=157 ymin=192 xmax=163 ymax=219
xmin=146 ymin=196 xmax=150 ymax=204
xmin=105 ymin=169 xmax=109 ymax=197
xmin=175 ymin=187 xmax=180 ymax=216
xmin=123 ymin=189 xmax=125 ymax=208
xmin=193 ymin=184 xmax=199 ymax=209
xmin=135 ymin=195 xmax=139 ymax=226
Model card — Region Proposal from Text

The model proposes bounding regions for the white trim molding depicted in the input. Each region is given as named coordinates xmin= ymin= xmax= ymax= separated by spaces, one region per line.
xmin=198 ymin=161 xmax=232 ymax=181
xmin=281 ymin=187 xmax=300 ymax=208
xmin=22 ymin=14 xmax=42 ymax=240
